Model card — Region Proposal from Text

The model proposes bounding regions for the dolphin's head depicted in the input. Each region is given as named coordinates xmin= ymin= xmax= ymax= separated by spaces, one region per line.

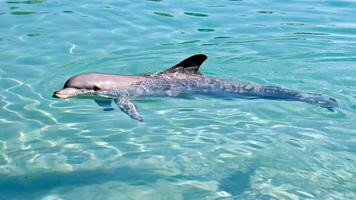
xmin=53 ymin=72 xmax=146 ymax=99
xmin=53 ymin=73 xmax=101 ymax=99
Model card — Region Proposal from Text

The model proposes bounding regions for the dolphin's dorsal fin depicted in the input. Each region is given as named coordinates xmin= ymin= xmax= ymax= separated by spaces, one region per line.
xmin=162 ymin=54 xmax=207 ymax=74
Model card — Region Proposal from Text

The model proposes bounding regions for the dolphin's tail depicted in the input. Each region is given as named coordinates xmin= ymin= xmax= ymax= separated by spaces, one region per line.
xmin=242 ymin=86 xmax=338 ymax=111
xmin=300 ymin=93 xmax=338 ymax=111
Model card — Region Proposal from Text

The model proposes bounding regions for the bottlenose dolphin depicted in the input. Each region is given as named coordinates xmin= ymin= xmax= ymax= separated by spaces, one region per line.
xmin=53 ymin=54 xmax=337 ymax=121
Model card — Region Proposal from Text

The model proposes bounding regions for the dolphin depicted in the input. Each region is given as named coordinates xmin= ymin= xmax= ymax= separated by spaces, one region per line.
xmin=53 ymin=54 xmax=338 ymax=121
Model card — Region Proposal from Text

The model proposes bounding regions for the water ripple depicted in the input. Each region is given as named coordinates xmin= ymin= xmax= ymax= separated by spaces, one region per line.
xmin=184 ymin=12 xmax=208 ymax=17
xmin=0 ymin=0 xmax=356 ymax=199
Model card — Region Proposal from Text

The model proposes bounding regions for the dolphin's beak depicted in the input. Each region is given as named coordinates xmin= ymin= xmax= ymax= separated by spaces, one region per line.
xmin=53 ymin=88 xmax=79 ymax=99
xmin=52 ymin=91 xmax=59 ymax=98
xmin=53 ymin=91 xmax=70 ymax=99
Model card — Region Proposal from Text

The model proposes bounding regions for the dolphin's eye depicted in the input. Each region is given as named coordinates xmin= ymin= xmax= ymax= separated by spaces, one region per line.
xmin=93 ymin=86 xmax=100 ymax=91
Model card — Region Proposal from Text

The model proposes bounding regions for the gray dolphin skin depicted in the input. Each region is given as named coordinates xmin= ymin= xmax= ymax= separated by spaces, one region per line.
xmin=53 ymin=54 xmax=338 ymax=121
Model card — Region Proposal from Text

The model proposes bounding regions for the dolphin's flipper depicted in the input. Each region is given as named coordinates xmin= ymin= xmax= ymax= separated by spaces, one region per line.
xmin=94 ymin=100 xmax=114 ymax=111
xmin=162 ymin=54 xmax=207 ymax=74
xmin=114 ymin=99 xmax=143 ymax=122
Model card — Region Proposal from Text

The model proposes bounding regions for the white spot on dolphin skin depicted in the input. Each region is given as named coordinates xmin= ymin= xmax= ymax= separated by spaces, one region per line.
xmin=244 ymin=85 xmax=255 ymax=91
xmin=166 ymin=89 xmax=180 ymax=97
xmin=69 ymin=43 xmax=76 ymax=54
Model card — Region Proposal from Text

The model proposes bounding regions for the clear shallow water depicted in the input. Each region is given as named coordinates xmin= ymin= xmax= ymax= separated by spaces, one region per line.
xmin=0 ymin=0 xmax=355 ymax=199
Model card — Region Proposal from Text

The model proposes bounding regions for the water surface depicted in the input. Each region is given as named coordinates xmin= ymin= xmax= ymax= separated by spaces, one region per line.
xmin=0 ymin=0 xmax=355 ymax=199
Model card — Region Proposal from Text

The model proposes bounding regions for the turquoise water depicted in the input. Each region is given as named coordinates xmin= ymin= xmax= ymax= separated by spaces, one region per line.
xmin=0 ymin=0 xmax=355 ymax=199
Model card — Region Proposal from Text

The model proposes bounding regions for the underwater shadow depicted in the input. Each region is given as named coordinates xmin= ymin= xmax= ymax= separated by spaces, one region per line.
xmin=218 ymin=166 xmax=255 ymax=197
xmin=0 ymin=166 xmax=159 ymax=199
